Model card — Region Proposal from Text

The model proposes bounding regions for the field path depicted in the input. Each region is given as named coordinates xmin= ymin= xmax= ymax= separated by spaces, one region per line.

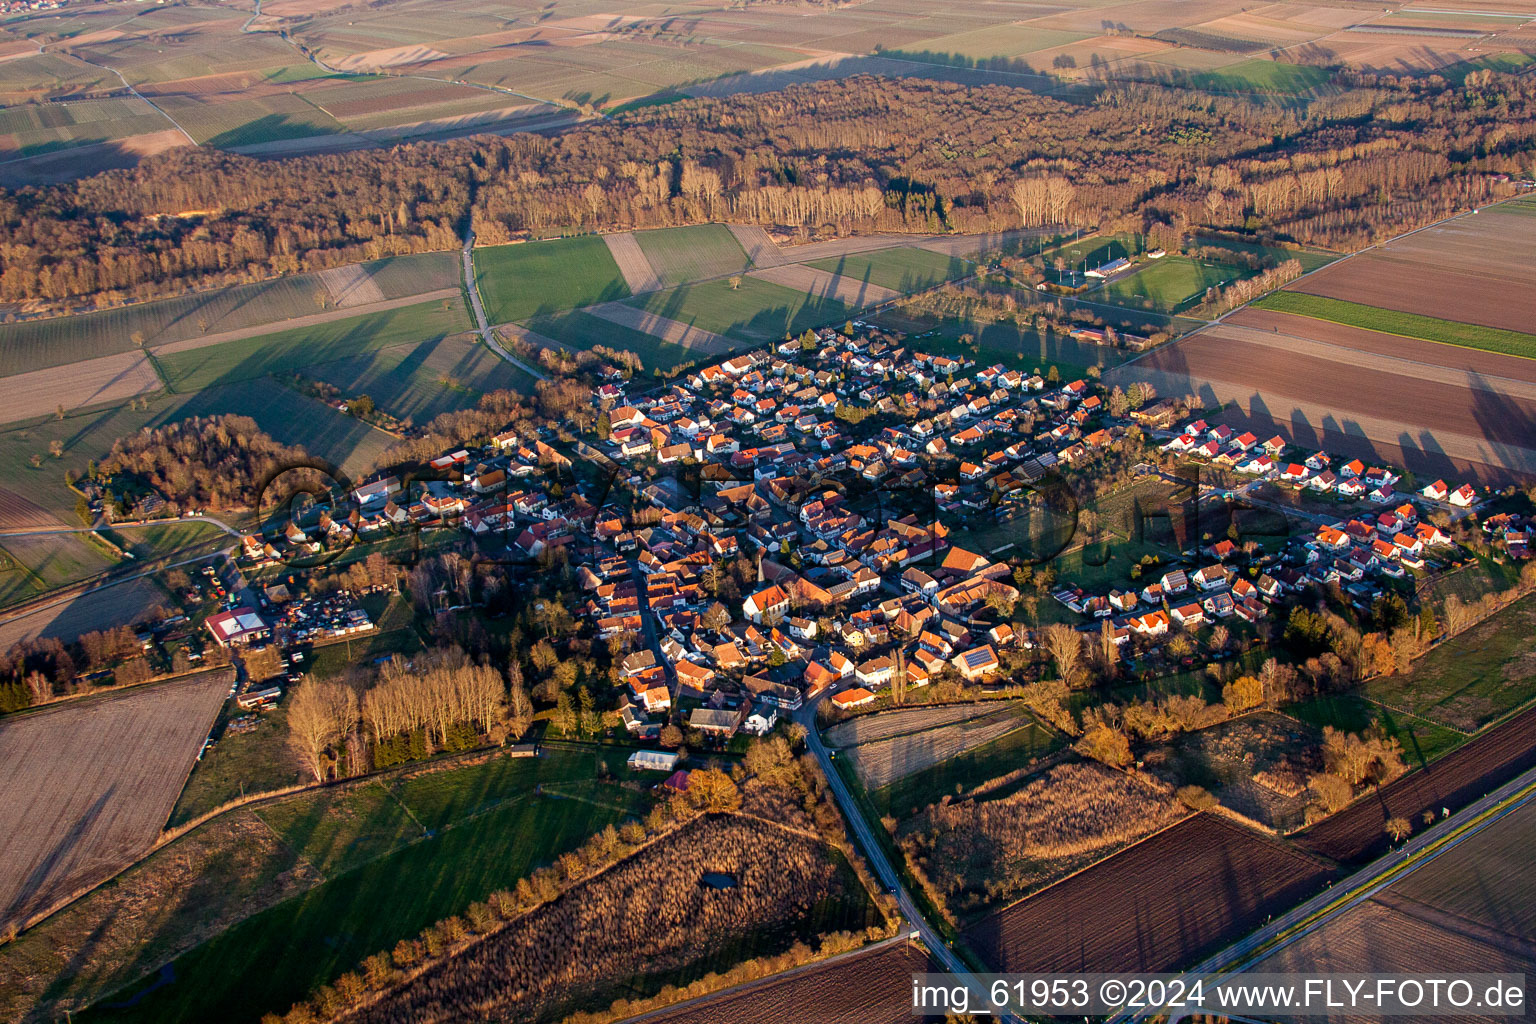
xmin=151 ymin=288 xmax=460 ymax=357
xmin=0 ymin=669 xmax=233 ymax=931
xmin=601 ymin=232 xmax=663 ymax=294
xmin=748 ymin=263 xmax=902 ymax=308
xmin=725 ymin=224 xmax=789 ymax=268
xmin=584 ymin=302 xmax=736 ymax=354
xmin=0 ymin=351 xmax=161 ymax=426
xmin=318 ymin=264 xmax=386 ymax=307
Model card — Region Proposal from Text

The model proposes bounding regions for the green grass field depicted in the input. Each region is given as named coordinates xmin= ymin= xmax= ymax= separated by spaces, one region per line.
xmin=807 ymin=247 xmax=969 ymax=293
xmin=870 ymin=717 xmax=1062 ymax=819
xmin=0 ymin=531 xmax=119 ymax=609
xmin=1190 ymin=59 xmax=1331 ymax=94
xmin=89 ymin=749 xmax=648 ymax=1024
xmin=473 ymin=235 xmax=629 ymax=324
xmin=1096 ymin=255 xmax=1247 ymax=313
xmin=1285 ymin=694 xmax=1465 ymax=768
xmin=629 ymin=275 xmax=854 ymax=341
xmin=1361 ymin=592 xmax=1536 ymax=734
xmin=1253 ymin=290 xmax=1536 ymax=360
xmin=155 ymin=297 xmax=472 ymax=392
xmin=1 ymin=254 xmax=463 ymax=380
xmin=103 ymin=521 xmax=232 ymax=562
xmin=305 ymin=334 xmax=537 ymax=424
xmin=633 ymin=224 xmax=752 ymax=287
xmin=524 ymin=309 xmax=696 ymax=372
xmin=1036 ymin=232 xmax=1141 ymax=280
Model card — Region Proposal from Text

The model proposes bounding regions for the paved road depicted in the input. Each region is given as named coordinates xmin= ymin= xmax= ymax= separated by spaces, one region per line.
xmin=792 ymin=693 xmax=1024 ymax=1023
xmin=460 ymin=228 xmax=549 ymax=382
xmin=1108 ymin=762 xmax=1536 ymax=1023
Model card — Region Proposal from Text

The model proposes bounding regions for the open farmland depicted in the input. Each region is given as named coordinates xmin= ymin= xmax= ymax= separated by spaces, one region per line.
xmin=825 ymin=701 xmax=1014 ymax=747
xmin=873 ymin=717 xmax=1064 ymax=818
xmin=642 ymin=939 xmax=935 ymax=1024
xmin=900 ymin=761 xmax=1186 ymax=917
xmin=748 ymin=263 xmax=903 ymax=308
xmin=1295 ymin=705 xmax=1536 ymax=866
xmin=806 ymin=246 xmax=969 ymax=294
xmin=1 ymin=255 xmax=461 ymax=378
xmin=1362 ymin=593 xmax=1536 ymax=733
xmin=1116 ymin=319 xmax=1536 ymax=481
xmin=0 ymin=531 xmax=119 ymax=610
xmin=0 ymin=575 xmax=168 ymax=651
xmin=845 ymin=703 xmax=1037 ymax=789
xmin=154 ymin=297 xmax=472 ymax=392
xmin=633 ymin=224 xmax=753 ymax=288
xmin=0 ymin=669 xmax=232 ymax=932
xmin=5 ymin=749 xmax=639 ymax=1024
xmin=305 ymin=333 xmax=537 ymax=423
xmin=0 ymin=351 xmax=161 ymax=425
xmin=0 ymin=95 xmax=171 ymax=159
xmin=473 ymin=235 xmax=629 ymax=325
xmin=339 ymin=814 xmax=878 ymax=1024
xmin=521 ymin=311 xmax=695 ymax=373
xmin=963 ymin=813 xmax=1334 ymax=973
xmin=627 ymin=275 xmax=854 ymax=342
xmin=1248 ymin=797 xmax=1536 ymax=1014
xmin=1253 ymin=291 xmax=1536 ymax=360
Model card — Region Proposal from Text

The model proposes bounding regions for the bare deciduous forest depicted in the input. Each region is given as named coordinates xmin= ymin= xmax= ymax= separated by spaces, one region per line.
xmin=3 ymin=74 xmax=1532 ymax=309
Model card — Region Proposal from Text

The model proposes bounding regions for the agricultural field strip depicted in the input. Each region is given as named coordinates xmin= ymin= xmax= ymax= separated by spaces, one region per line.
xmin=850 ymin=707 xmax=1029 ymax=789
xmin=317 ymin=264 xmax=386 ymax=307
xmin=0 ymin=351 xmax=161 ymax=425
xmin=1188 ymin=322 xmax=1536 ymax=402
xmin=725 ymin=223 xmax=789 ymax=268
xmin=600 ymin=231 xmax=664 ymax=294
xmin=747 ymin=263 xmax=904 ymax=308
xmin=148 ymin=287 xmax=461 ymax=357
xmin=824 ymin=701 xmax=1012 ymax=747
xmin=582 ymin=301 xmax=737 ymax=354
xmin=1120 ymin=359 xmax=1536 ymax=479
xmin=0 ymin=669 xmax=233 ymax=931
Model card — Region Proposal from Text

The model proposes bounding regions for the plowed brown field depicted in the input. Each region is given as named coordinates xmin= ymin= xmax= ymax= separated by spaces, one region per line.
xmin=963 ymin=814 xmax=1333 ymax=974
xmin=1290 ymin=250 xmax=1536 ymax=336
xmin=1296 ymin=705 xmax=1536 ymax=866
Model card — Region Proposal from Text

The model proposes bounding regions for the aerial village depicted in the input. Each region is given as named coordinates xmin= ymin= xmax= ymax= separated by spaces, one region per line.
xmin=205 ymin=322 xmax=1529 ymax=753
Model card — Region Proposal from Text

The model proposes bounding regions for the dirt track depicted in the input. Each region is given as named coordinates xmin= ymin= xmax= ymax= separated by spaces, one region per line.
xmin=726 ymin=223 xmax=789 ymax=268
xmin=0 ymin=669 xmax=232 ymax=931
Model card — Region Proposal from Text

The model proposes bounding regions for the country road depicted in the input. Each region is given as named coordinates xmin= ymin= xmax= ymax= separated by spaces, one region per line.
xmin=461 ymin=228 xmax=549 ymax=382
xmin=792 ymin=694 xmax=1024 ymax=1024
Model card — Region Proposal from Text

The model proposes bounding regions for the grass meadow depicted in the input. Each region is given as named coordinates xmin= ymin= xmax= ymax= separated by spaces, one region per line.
xmin=627 ymin=275 xmax=852 ymax=341
xmin=633 ymin=224 xmax=752 ymax=287
xmin=807 ymin=247 xmax=969 ymax=293
xmin=86 ymin=748 xmax=648 ymax=1024
xmin=473 ymin=235 xmax=629 ymax=324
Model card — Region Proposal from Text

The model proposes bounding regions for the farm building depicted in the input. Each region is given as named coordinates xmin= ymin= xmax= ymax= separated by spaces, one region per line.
xmin=206 ymin=608 xmax=270 ymax=646
xmin=832 ymin=687 xmax=876 ymax=709
xmin=628 ymin=750 xmax=679 ymax=772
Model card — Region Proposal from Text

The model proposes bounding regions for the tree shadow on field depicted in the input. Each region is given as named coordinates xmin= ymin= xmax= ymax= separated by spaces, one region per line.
xmin=2 ymin=786 xmax=115 ymax=931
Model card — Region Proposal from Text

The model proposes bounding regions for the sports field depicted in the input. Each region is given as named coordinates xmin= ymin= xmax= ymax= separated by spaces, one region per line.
xmin=1096 ymin=255 xmax=1245 ymax=313
xmin=806 ymin=247 xmax=969 ymax=293
xmin=154 ymin=297 xmax=473 ymax=392
xmin=633 ymin=224 xmax=752 ymax=287
xmin=1253 ymin=291 xmax=1536 ymax=360
xmin=473 ymin=235 xmax=629 ymax=325
xmin=81 ymin=748 xmax=648 ymax=1024
xmin=627 ymin=275 xmax=854 ymax=342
